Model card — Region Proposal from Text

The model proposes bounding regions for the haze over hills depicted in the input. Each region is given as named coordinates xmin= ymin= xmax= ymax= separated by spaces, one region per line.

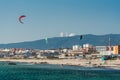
xmin=0 ymin=34 xmax=120 ymax=50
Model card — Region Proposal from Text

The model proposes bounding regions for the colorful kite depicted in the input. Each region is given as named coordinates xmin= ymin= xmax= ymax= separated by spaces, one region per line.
xmin=19 ymin=15 xmax=26 ymax=24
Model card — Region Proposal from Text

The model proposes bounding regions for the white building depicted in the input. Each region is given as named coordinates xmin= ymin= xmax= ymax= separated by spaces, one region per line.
xmin=83 ymin=43 xmax=92 ymax=48
xmin=72 ymin=45 xmax=81 ymax=51
xmin=96 ymin=46 xmax=114 ymax=55
xmin=96 ymin=46 xmax=107 ymax=52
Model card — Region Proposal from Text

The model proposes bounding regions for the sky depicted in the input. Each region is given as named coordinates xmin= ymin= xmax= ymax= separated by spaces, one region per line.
xmin=0 ymin=0 xmax=119 ymax=43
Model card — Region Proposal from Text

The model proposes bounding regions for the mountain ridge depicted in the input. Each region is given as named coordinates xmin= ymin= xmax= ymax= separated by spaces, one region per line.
xmin=0 ymin=34 xmax=120 ymax=49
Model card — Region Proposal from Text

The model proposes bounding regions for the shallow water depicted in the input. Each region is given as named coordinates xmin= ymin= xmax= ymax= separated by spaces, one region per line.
xmin=0 ymin=62 xmax=120 ymax=80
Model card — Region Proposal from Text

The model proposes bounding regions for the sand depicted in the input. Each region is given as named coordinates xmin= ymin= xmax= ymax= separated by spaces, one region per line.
xmin=0 ymin=58 xmax=120 ymax=70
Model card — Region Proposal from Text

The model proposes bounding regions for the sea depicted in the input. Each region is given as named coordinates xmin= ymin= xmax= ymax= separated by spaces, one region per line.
xmin=0 ymin=62 xmax=120 ymax=80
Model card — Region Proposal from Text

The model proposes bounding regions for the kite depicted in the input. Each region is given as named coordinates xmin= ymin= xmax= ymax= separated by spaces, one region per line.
xmin=19 ymin=15 xmax=26 ymax=24
xmin=45 ymin=37 xmax=48 ymax=44
xmin=80 ymin=35 xmax=83 ymax=40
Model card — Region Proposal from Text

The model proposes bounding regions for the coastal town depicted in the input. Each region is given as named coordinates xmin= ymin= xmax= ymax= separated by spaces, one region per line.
xmin=0 ymin=0 xmax=119 ymax=80
xmin=0 ymin=43 xmax=120 ymax=69
xmin=0 ymin=43 xmax=120 ymax=59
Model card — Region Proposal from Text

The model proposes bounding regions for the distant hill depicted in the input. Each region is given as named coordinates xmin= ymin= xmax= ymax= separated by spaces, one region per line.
xmin=0 ymin=34 xmax=120 ymax=49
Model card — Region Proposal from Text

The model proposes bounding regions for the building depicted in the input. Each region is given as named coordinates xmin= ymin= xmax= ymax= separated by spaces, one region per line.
xmin=96 ymin=46 xmax=114 ymax=55
xmin=83 ymin=44 xmax=94 ymax=54
xmin=83 ymin=43 xmax=92 ymax=48
xmin=72 ymin=45 xmax=81 ymax=51
xmin=113 ymin=45 xmax=120 ymax=54
xmin=96 ymin=46 xmax=107 ymax=52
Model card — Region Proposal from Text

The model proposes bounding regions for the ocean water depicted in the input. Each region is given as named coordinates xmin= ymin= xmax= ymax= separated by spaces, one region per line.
xmin=0 ymin=62 xmax=120 ymax=80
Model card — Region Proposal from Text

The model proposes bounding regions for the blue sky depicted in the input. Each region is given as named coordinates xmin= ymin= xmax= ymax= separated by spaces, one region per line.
xmin=0 ymin=0 xmax=119 ymax=43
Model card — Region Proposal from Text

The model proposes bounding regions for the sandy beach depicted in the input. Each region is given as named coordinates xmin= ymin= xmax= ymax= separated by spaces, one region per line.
xmin=0 ymin=59 xmax=120 ymax=70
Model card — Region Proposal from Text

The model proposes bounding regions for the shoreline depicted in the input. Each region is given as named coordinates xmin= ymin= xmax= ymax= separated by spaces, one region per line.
xmin=0 ymin=58 xmax=120 ymax=70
